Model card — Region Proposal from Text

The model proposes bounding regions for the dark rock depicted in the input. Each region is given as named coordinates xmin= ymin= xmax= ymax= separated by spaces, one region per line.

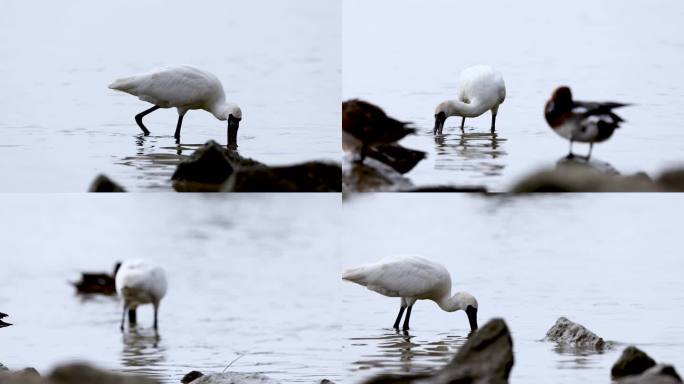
xmin=363 ymin=318 xmax=514 ymax=384
xmin=171 ymin=141 xmax=237 ymax=187
xmin=612 ymin=346 xmax=657 ymax=378
xmin=320 ymin=380 xmax=335 ymax=384
xmin=618 ymin=364 xmax=683 ymax=384
xmin=658 ymin=168 xmax=684 ymax=191
xmin=88 ymin=174 xmax=126 ymax=192
xmin=181 ymin=371 xmax=204 ymax=383
xmin=221 ymin=161 xmax=341 ymax=192
xmin=49 ymin=363 xmax=157 ymax=384
xmin=189 ymin=372 xmax=279 ymax=384
xmin=544 ymin=317 xmax=607 ymax=349
xmin=367 ymin=144 xmax=426 ymax=174
xmin=403 ymin=185 xmax=488 ymax=193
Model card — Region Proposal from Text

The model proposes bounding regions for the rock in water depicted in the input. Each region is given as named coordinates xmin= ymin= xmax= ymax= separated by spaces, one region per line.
xmin=618 ymin=364 xmax=683 ymax=384
xmin=612 ymin=346 xmax=657 ymax=378
xmin=544 ymin=317 xmax=607 ymax=349
xmin=181 ymin=371 xmax=204 ymax=383
xmin=222 ymin=162 xmax=341 ymax=192
xmin=88 ymin=174 xmax=126 ymax=192
xmin=363 ymin=318 xmax=514 ymax=384
xmin=189 ymin=372 xmax=280 ymax=384
xmin=0 ymin=363 xmax=155 ymax=384
xmin=367 ymin=144 xmax=426 ymax=174
xmin=172 ymin=141 xmax=237 ymax=189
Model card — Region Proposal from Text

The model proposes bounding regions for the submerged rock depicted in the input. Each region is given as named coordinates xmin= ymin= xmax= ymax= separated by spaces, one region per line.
xmin=188 ymin=372 xmax=280 ymax=384
xmin=544 ymin=316 xmax=607 ymax=349
xmin=342 ymin=158 xmax=414 ymax=193
xmin=88 ymin=174 xmax=126 ymax=192
xmin=618 ymin=364 xmax=683 ymax=384
xmin=0 ymin=363 xmax=154 ymax=384
xmin=367 ymin=144 xmax=426 ymax=175
xmin=181 ymin=371 xmax=204 ymax=383
xmin=171 ymin=141 xmax=239 ymax=190
xmin=511 ymin=159 xmax=659 ymax=192
xmin=612 ymin=346 xmax=657 ymax=378
xmin=221 ymin=161 xmax=341 ymax=192
xmin=363 ymin=318 xmax=514 ymax=384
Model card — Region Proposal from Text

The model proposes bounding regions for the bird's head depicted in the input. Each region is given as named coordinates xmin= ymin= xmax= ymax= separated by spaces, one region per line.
xmin=217 ymin=103 xmax=242 ymax=150
xmin=433 ymin=101 xmax=450 ymax=134
xmin=551 ymin=86 xmax=573 ymax=108
xmin=455 ymin=292 xmax=479 ymax=332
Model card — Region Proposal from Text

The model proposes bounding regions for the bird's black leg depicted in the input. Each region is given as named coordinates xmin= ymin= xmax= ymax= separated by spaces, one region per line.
xmin=393 ymin=306 xmax=406 ymax=330
xmin=120 ymin=303 xmax=128 ymax=332
xmin=402 ymin=306 xmax=413 ymax=331
xmin=358 ymin=145 xmax=367 ymax=162
xmin=174 ymin=114 xmax=184 ymax=143
xmin=491 ymin=113 xmax=497 ymax=133
xmin=153 ymin=303 xmax=159 ymax=331
xmin=461 ymin=117 xmax=466 ymax=132
xmin=587 ymin=142 xmax=594 ymax=160
xmin=135 ymin=105 xmax=160 ymax=136
xmin=566 ymin=140 xmax=575 ymax=159
xmin=128 ymin=308 xmax=137 ymax=325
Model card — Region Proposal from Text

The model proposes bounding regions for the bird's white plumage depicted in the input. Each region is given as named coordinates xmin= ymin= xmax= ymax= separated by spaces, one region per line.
xmin=115 ymin=259 xmax=167 ymax=308
xmin=343 ymin=255 xmax=452 ymax=301
xmin=436 ymin=65 xmax=506 ymax=118
xmin=109 ymin=65 xmax=241 ymax=120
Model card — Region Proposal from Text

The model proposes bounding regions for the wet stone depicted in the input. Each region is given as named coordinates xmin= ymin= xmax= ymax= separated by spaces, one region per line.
xmin=612 ymin=346 xmax=657 ymax=379
xmin=617 ymin=364 xmax=683 ymax=384
xmin=544 ymin=316 xmax=607 ymax=350
xmin=88 ymin=174 xmax=126 ymax=192
xmin=222 ymin=161 xmax=341 ymax=192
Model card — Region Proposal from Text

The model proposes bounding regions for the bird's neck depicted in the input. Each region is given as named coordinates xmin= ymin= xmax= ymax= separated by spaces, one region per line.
xmin=209 ymin=99 xmax=228 ymax=121
xmin=435 ymin=292 xmax=466 ymax=312
xmin=445 ymin=100 xmax=489 ymax=118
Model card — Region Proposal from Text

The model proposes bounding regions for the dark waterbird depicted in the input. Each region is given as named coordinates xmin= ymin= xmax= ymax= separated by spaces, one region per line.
xmin=545 ymin=86 xmax=630 ymax=160
xmin=0 ymin=312 xmax=11 ymax=328
xmin=343 ymin=99 xmax=426 ymax=173
xmin=72 ymin=262 xmax=121 ymax=295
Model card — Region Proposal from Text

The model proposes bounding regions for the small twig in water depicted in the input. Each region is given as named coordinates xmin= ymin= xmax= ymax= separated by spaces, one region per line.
xmin=222 ymin=353 xmax=247 ymax=373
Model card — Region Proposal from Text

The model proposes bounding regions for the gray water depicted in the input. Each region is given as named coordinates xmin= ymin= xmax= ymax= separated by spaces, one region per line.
xmin=341 ymin=194 xmax=684 ymax=383
xmin=0 ymin=194 xmax=342 ymax=383
xmin=343 ymin=0 xmax=684 ymax=191
xmin=0 ymin=0 xmax=340 ymax=192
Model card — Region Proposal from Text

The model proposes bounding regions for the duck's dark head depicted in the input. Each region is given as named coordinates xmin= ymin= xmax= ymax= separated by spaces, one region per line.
xmin=545 ymin=86 xmax=574 ymax=127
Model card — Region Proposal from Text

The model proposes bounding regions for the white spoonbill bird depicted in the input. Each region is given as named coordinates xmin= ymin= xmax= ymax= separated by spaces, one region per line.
xmin=115 ymin=259 xmax=168 ymax=332
xmin=434 ymin=65 xmax=506 ymax=134
xmin=545 ymin=86 xmax=630 ymax=159
xmin=342 ymin=255 xmax=478 ymax=332
xmin=109 ymin=65 xmax=243 ymax=148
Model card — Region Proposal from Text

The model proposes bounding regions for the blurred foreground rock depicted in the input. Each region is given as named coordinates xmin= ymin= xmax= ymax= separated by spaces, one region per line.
xmin=88 ymin=174 xmax=126 ymax=192
xmin=617 ymin=364 xmax=683 ymax=384
xmin=362 ymin=318 xmax=514 ymax=384
xmin=612 ymin=346 xmax=682 ymax=384
xmin=0 ymin=363 xmax=156 ymax=384
xmin=181 ymin=371 xmax=279 ymax=384
xmin=512 ymin=158 xmax=684 ymax=192
xmin=544 ymin=316 xmax=608 ymax=350
xmin=172 ymin=141 xmax=340 ymax=192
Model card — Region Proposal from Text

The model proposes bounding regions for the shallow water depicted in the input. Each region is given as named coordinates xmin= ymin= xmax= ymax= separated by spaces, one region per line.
xmin=343 ymin=0 xmax=684 ymax=191
xmin=341 ymin=194 xmax=684 ymax=383
xmin=0 ymin=194 xmax=342 ymax=383
xmin=0 ymin=0 xmax=340 ymax=192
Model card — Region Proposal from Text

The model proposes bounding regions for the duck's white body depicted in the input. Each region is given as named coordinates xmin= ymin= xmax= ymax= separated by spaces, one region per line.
xmin=343 ymin=255 xmax=478 ymax=331
xmin=115 ymin=259 xmax=167 ymax=331
xmin=434 ymin=65 xmax=506 ymax=134
xmin=109 ymin=65 xmax=242 ymax=147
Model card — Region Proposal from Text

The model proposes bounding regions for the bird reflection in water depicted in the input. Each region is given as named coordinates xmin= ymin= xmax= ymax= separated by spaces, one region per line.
xmin=434 ymin=129 xmax=507 ymax=178
xmin=348 ymin=330 xmax=466 ymax=375
xmin=121 ymin=327 xmax=166 ymax=379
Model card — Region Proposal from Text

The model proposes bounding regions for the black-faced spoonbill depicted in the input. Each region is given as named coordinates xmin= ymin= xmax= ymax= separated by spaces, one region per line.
xmin=343 ymin=255 xmax=478 ymax=332
xmin=545 ymin=86 xmax=630 ymax=160
xmin=434 ymin=65 xmax=506 ymax=134
xmin=115 ymin=259 xmax=167 ymax=332
xmin=109 ymin=65 xmax=242 ymax=148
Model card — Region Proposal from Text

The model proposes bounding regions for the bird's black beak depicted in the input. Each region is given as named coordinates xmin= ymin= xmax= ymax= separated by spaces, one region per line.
xmin=466 ymin=305 xmax=478 ymax=332
xmin=227 ymin=115 xmax=240 ymax=150
xmin=434 ymin=112 xmax=446 ymax=135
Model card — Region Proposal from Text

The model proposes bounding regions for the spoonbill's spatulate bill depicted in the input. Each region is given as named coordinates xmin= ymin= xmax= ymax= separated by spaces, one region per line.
xmin=115 ymin=259 xmax=168 ymax=332
xmin=545 ymin=86 xmax=630 ymax=160
xmin=109 ymin=65 xmax=242 ymax=148
xmin=434 ymin=65 xmax=506 ymax=134
xmin=0 ymin=312 xmax=11 ymax=328
xmin=343 ymin=255 xmax=478 ymax=332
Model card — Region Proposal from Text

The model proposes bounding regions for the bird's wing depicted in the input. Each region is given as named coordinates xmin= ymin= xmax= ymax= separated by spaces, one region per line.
xmin=115 ymin=262 xmax=168 ymax=300
xmin=343 ymin=256 xmax=449 ymax=298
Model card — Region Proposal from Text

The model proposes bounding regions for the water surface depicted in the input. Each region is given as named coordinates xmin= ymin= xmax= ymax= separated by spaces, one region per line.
xmin=341 ymin=194 xmax=684 ymax=383
xmin=0 ymin=194 xmax=341 ymax=383
xmin=343 ymin=0 xmax=684 ymax=191
xmin=0 ymin=0 xmax=340 ymax=191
